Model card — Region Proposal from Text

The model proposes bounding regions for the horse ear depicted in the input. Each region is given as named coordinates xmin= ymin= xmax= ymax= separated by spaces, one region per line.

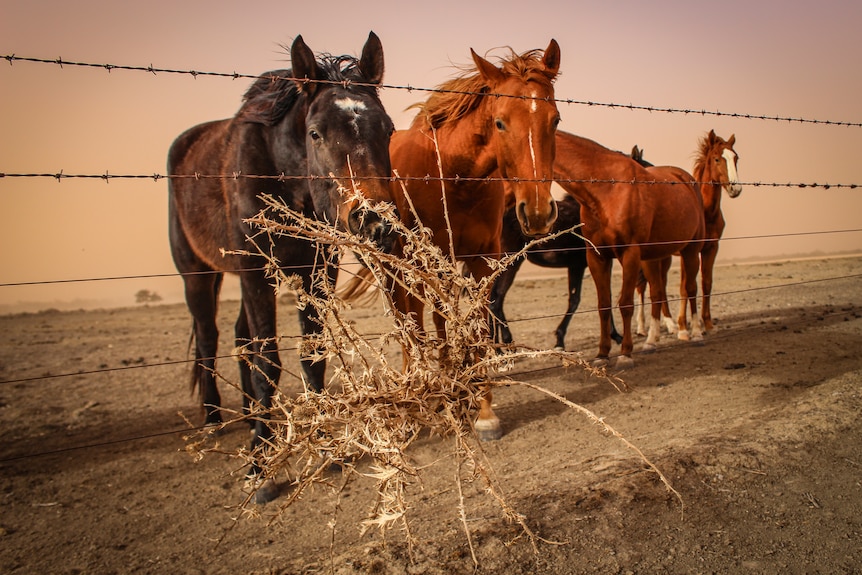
xmin=708 ymin=129 xmax=717 ymax=144
xmin=358 ymin=31 xmax=385 ymax=85
xmin=542 ymin=39 xmax=561 ymax=79
xmin=472 ymin=48 xmax=506 ymax=87
xmin=291 ymin=34 xmax=320 ymax=97
xmin=727 ymin=133 xmax=736 ymax=147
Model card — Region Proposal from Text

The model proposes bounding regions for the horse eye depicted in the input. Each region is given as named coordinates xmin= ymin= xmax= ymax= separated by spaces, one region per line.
xmin=309 ymin=129 xmax=321 ymax=141
xmin=494 ymin=119 xmax=506 ymax=131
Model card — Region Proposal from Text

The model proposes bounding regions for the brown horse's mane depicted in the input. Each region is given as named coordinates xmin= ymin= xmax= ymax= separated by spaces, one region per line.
xmin=410 ymin=48 xmax=557 ymax=129
xmin=238 ymin=54 xmax=377 ymax=126
xmin=693 ymin=132 xmax=720 ymax=180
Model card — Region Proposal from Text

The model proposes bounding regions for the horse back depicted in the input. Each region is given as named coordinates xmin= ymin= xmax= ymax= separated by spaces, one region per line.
xmin=639 ymin=165 xmax=705 ymax=259
xmin=168 ymin=118 xmax=311 ymax=273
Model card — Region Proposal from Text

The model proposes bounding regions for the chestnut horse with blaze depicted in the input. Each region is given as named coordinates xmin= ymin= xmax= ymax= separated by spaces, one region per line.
xmin=634 ymin=131 xmax=741 ymax=336
xmin=390 ymin=41 xmax=562 ymax=440
xmin=553 ymin=131 xmax=705 ymax=367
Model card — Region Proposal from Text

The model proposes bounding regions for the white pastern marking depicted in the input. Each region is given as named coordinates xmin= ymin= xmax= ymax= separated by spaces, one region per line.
xmin=722 ymin=148 xmax=742 ymax=196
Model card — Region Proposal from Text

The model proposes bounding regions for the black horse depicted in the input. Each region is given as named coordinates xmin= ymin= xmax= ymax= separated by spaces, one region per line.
xmin=489 ymin=146 xmax=653 ymax=350
xmin=167 ymin=32 xmax=395 ymax=502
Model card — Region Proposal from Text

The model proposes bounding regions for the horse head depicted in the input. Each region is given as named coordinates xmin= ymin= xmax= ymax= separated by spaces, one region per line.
xmin=292 ymin=32 xmax=398 ymax=251
xmin=472 ymin=40 xmax=562 ymax=237
xmin=705 ymin=129 xmax=742 ymax=198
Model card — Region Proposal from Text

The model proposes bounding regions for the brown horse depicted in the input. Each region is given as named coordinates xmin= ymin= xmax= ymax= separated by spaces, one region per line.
xmin=389 ymin=41 xmax=562 ymax=440
xmin=634 ymin=131 xmax=741 ymax=336
xmin=487 ymin=145 xmax=655 ymax=351
xmin=693 ymin=130 xmax=741 ymax=330
xmin=168 ymin=32 xmax=395 ymax=501
xmin=553 ymin=131 xmax=705 ymax=366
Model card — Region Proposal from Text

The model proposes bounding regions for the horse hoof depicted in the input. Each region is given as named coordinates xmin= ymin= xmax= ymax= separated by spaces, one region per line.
xmin=615 ymin=355 xmax=635 ymax=369
xmin=641 ymin=342 xmax=656 ymax=354
xmin=590 ymin=356 xmax=609 ymax=368
xmin=553 ymin=345 xmax=566 ymax=352
xmin=677 ymin=330 xmax=690 ymax=342
xmin=475 ymin=418 xmax=503 ymax=442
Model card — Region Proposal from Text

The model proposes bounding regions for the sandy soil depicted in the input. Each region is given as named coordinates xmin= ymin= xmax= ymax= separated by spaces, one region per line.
xmin=1 ymin=255 xmax=861 ymax=574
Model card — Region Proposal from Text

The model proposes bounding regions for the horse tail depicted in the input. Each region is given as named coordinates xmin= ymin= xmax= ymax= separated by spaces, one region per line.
xmin=337 ymin=266 xmax=379 ymax=305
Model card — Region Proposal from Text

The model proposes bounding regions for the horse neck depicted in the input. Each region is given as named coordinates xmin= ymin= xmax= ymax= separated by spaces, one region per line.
xmin=694 ymin=162 xmax=723 ymax=223
xmin=554 ymin=132 xmax=636 ymax=211
xmin=434 ymin=113 xmax=498 ymax=179
xmin=255 ymin=106 xmax=307 ymax=176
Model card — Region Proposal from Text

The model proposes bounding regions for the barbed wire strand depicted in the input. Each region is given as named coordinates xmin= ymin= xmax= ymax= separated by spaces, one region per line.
xmin=1 ymin=228 xmax=860 ymax=290
xmin=2 ymin=266 xmax=860 ymax=389
xmin=2 ymin=281 xmax=859 ymax=465
xmin=0 ymin=425 xmax=207 ymax=464
xmin=1 ymin=171 xmax=860 ymax=190
xmin=3 ymin=54 xmax=861 ymax=128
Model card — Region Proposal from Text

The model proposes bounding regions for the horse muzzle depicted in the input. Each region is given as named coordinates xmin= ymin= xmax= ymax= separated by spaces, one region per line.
xmin=726 ymin=182 xmax=743 ymax=198
xmin=347 ymin=207 xmax=400 ymax=253
xmin=516 ymin=198 xmax=558 ymax=237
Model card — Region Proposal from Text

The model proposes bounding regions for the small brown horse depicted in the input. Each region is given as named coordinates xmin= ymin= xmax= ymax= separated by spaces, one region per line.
xmin=554 ymin=131 xmax=705 ymax=366
xmin=634 ymin=132 xmax=741 ymax=336
xmin=168 ymin=33 xmax=395 ymax=501
xmin=694 ymin=130 xmax=741 ymax=330
xmin=389 ymin=41 xmax=562 ymax=439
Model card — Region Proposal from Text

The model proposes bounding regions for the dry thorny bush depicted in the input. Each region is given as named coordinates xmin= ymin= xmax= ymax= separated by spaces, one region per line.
xmin=186 ymin=184 xmax=680 ymax=564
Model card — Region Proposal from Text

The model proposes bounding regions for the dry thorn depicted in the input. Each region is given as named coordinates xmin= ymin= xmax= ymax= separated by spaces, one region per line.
xmin=181 ymin=183 xmax=679 ymax=564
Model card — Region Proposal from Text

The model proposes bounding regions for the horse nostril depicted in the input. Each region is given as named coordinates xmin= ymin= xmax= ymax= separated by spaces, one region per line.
xmin=347 ymin=210 xmax=363 ymax=235
xmin=548 ymin=199 xmax=559 ymax=227
xmin=516 ymin=201 xmax=530 ymax=234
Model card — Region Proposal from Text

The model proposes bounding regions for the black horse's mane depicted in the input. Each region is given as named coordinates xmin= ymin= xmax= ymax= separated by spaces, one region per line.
xmin=238 ymin=54 xmax=378 ymax=126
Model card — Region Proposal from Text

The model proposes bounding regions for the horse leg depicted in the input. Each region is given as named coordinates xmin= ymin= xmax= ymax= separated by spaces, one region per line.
xmin=553 ymin=263 xmax=585 ymax=350
xmin=677 ymin=247 xmax=704 ymax=343
xmin=640 ymin=260 xmax=667 ymax=353
xmin=239 ymin=272 xmax=283 ymax=504
xmin=170 ymin=207 xmax=224 ymax=426
xmin=296 ymin=254 xmax=337 ymax=394
xmin=234 ymin=302 xmax=254 ymax=428
xmin=489 ymin=257 xmax=523 ymax=346
xmin=700 ymin=241 xmax=719 ymax=332
xmin=615 ymin=251 xmax=640 ymax=367
xmin=182 ymin=271 xmax=224 ymax=426
xmin=659 ymin=256 xmax=677 ymax=334
xmin=635 ymin=266 xmax=648 ymax=336
xmin=586 ymin=252 xmax=615 ymax=366
xmin=466 ymin=257 xmax=502 ymax=442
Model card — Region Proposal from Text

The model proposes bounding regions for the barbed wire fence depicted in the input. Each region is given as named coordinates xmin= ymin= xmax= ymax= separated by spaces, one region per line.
xmin=1 ymin=52 xmax=861 ymax=465
xmin=4 ymin=53 xmax=862 ymax=127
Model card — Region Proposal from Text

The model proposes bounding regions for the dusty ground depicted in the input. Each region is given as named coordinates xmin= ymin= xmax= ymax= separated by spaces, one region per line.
xmin=1 ymin=255 xmax=861 ymax=574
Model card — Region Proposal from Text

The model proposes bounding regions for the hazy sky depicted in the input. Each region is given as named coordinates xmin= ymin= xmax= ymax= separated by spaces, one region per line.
xmin=1 ymin=0 xmax=860 ymax=308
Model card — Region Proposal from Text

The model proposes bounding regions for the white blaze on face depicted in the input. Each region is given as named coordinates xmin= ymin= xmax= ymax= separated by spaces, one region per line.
xmin=335 ymin=97 xmax=367 ymax=138
xmin=528 ymin=91 xmax=539 ymax=204
xmin=722 ymin=148 xmax=742 ymax=197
